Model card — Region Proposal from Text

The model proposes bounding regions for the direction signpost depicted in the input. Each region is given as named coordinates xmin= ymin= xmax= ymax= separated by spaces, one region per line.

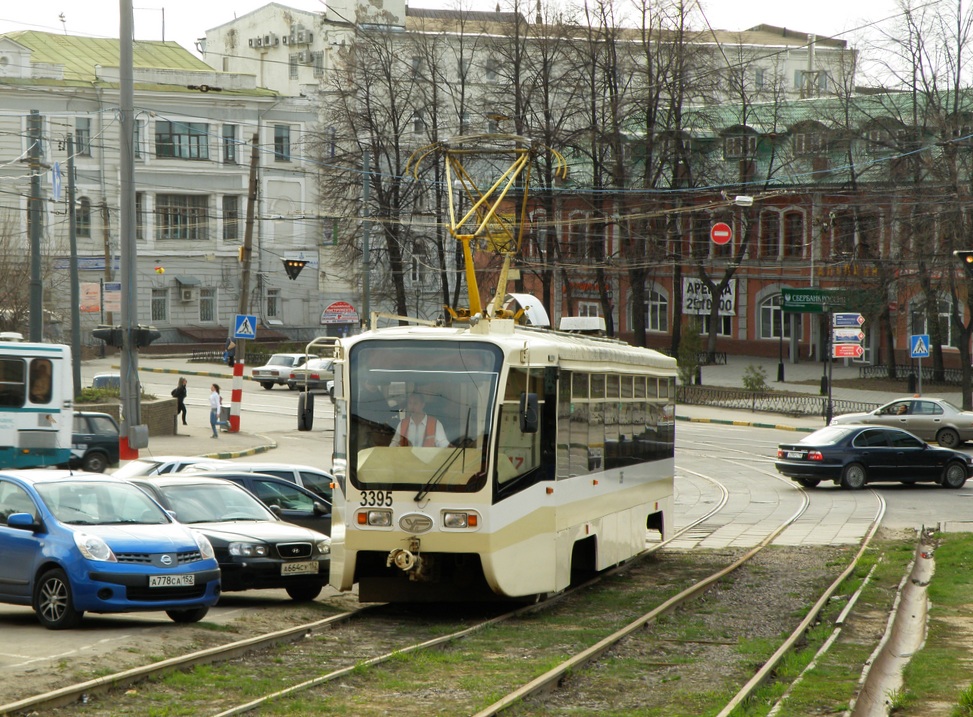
xmin=825 ymin=311 xmax=866 ymax=424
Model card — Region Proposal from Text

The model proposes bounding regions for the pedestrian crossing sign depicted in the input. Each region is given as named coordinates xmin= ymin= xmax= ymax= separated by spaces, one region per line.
xmin=910 ymin=334 xmax=930 ymax=359
xmin=234 ymin=314 xmax=257 ymax=340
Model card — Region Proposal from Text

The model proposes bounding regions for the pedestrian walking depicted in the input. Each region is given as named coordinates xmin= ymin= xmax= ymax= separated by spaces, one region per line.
xmin=209 ymin=383 xmax=229 ymax=438
xmin=171 ymin=377 xmax=188 ymax=425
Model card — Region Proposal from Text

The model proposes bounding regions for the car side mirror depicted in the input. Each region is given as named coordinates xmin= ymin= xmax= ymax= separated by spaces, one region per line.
xmin=313 ymin=501 xmax=330 ymax=516
xmin=7 ymin=512 xmax=38 ymax=531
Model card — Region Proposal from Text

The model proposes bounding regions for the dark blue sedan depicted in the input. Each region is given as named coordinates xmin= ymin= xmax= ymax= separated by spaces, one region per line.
xmin=0 ymin=471 xmax=221 ymax=629
xmin=776 ymin=425 xmax=972 ymax=489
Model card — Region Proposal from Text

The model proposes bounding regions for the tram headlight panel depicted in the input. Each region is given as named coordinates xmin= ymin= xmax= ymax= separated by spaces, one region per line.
xmin=357 ymin=509 xmax=393 ymax=527
xmin=443 ymin=511 xmax=478 ymax=529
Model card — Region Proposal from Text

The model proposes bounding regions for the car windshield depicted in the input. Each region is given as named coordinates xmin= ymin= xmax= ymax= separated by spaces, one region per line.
xmin=156 ymin=483 xmax=276 ymax=523
xmin=36 ymin=481 xmax=169 ymax=525
xmin=347 ymin=340 xmax=501 ymax=491
xmin=800 ymin=426 xmax=856 ymax=445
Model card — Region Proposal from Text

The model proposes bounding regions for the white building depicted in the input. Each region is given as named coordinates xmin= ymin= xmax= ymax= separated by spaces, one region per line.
xmin=0 ymin=30 xmax=326 ymax=347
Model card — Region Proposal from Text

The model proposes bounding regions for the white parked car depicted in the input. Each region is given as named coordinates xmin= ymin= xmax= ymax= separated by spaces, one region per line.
xmin=112 ymin=455 xmax=233 ymax=479
xmin=251 ymin=353 xmax=316 ymax=390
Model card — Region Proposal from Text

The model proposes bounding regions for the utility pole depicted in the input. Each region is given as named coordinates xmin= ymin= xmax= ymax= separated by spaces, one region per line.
xmin=118 ymin=0 xmax=146 ymax=458
xmin=67 ymin=135 xmax=82 ymax=395
xmin=226 ymin=133 xmax=259 ymax=435
xmin=28 ymin=110 xmax=43 ymax=342
xmin=236 ymin=133 xmax=259 ymax=365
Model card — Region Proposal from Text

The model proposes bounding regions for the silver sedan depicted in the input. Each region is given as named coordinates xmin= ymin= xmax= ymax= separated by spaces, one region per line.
xmin=830 ymin=397 xmax=973 ymax=448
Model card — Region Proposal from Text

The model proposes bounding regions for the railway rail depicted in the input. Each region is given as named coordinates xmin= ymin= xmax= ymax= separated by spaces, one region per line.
xmin=1 ymin=443 xmax=899 ymax=717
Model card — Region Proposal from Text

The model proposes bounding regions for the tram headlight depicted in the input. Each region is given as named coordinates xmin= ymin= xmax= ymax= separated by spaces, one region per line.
xmin=443 ymin=511 xmax=478 ymax=529
xmin=357 ymin=509 xmax=392 ymax=527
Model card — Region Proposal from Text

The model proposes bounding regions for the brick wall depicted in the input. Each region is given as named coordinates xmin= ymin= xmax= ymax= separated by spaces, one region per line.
xmin=80 ymin=398 xmax=177 ymax=437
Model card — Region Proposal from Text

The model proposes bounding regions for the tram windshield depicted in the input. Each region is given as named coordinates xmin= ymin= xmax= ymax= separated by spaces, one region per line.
xmin=347 ymin=340 xmax=503 ymax=492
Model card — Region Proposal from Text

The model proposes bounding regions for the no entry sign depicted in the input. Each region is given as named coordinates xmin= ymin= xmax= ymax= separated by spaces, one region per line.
xmin=710 ymin=222 xmax=732 ymax=245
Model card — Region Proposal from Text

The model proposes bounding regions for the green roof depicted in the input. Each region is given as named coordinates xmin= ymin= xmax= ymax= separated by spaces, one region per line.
xmin=4 ymin=30 xmax=213 ymax=83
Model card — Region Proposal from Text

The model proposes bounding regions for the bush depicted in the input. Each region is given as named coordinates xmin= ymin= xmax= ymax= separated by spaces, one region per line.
xmin=742 ymin=364 xmax=769 ymax=393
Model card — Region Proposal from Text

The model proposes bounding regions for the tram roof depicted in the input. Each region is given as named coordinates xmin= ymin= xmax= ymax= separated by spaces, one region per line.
xmin=347 ymin=323 xmax=678 ymax=375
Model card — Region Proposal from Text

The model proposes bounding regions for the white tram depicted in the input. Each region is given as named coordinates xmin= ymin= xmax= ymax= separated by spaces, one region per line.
xmin=328 ymin=319 xmax=676 ymax=602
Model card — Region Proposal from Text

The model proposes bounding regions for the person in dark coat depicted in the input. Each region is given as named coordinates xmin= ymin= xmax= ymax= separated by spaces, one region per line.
xmin=172 ymin=377 xmax=188 ymax=425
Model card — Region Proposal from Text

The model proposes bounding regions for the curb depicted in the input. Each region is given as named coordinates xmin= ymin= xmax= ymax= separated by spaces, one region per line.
xmin=198 ymin=437 xmax=278 ymax=460
xmin=676 ymin=414 xmax=816 ymax=433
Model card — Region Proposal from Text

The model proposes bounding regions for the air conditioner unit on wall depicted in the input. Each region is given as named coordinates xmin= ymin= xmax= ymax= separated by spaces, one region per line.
xmin=297 ymin=51 xmax=307 ymax=63
xmin=282 ymin=35 xmax=288 ymax=45
xmin=255 ymin=37 xmax=263 ymax=47
xmin=180 ymin=288 xmax=196 ymax=302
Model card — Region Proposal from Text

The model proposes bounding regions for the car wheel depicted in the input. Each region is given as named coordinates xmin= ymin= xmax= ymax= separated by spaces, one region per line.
xmin=796 ymin=478 xmax=820 ymax=488
xmin=840 ymin=463 xmax=867 ymax=490
xmin=329 ymin=386 xmax=335 ymax=404
xmin=941 ymin=461 xmax=968 ymax=489
xmin=285 ymin=584 xmax=322 ymax=602
xmin=81 ymin=451 xmax=109 ymax=473
xmin=936 ymin=428 xmax=962 ymax=449
xmin=298 ymin=391 xmax=315 ymax=432
xmin=261 ymin=382 xmax=275 ymax=390
xmin=287 ymin=382 xmax=299 ymax=391
xmin=166 ymin=606 xmax=210 ymax=623
xmin=34 ymin=568 xmax=83 ymax=629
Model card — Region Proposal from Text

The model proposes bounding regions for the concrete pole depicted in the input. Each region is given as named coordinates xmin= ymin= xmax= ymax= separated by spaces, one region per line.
xmin=28 ymin=110 xmax=43 ymax=343
xmin=118 ymin=0 xmax=142 ymax=458
xmin=67 ymin=135 xmax=82 ymax=395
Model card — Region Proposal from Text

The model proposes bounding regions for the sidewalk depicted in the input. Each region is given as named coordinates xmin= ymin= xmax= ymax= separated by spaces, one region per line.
xmin=81 ymin=355 xmax=277 ymax=464
xmin=82 ymin=351 xmax=942 ymax=461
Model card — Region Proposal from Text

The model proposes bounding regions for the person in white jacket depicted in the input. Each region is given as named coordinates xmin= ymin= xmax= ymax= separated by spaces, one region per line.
xmin=208 ymin=384 xmax=229 ymax=438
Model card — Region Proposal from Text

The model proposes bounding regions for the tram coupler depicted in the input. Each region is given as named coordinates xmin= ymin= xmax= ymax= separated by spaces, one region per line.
xmin=387 ymin=538 xmax=422 ymax=573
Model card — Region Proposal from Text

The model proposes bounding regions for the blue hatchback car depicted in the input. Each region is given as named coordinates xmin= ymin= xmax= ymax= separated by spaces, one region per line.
xmin=0 ymin=470 xmax=221 ymax=629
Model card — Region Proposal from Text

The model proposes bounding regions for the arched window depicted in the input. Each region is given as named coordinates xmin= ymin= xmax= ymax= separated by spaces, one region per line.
xmin=911 ymin=297 xmax=955 ymax=347
xmin=644 ymin=290 xmax=668 ymax=333
xmin=783 ymin=212 xmax=803 ymax=258
xmin=759 ymin=294 xmax=800 ymax=339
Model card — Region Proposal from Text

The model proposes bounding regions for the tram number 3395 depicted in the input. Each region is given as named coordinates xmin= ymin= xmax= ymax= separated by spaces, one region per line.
xmin=360 ymin=490 xmax=393 ymax=507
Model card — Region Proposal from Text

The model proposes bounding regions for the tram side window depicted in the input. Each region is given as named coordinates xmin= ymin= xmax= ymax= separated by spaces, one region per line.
xmin=0 ymin=358 xmax=26 ymax=407
xmin=556 ymin=370 xmax=571 ymax=478
xmin=29 ymin=358 xmax=53 ymax=404
xmin=498 ymin=368 xmax=544 ymax=484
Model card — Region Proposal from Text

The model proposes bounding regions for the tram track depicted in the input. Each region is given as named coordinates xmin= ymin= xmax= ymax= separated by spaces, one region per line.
xmin=1 ymin=475 xmax=733 ymax=716
xmin=2 ymin=468 xmax=894 ymax=717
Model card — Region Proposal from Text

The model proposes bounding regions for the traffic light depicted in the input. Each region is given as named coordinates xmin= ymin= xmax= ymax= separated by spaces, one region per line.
xmin=282 ymin=258 xmax=308 ymax=280
xmin=92 ymin=325 xmax=123 ymax=348
xmin=92 ymin=325 xmax=160 ymax=348
xmin=134 ymin=325 xmax=161 ymax=348
xmin=954 ymin=249 xmax=973 ymax=277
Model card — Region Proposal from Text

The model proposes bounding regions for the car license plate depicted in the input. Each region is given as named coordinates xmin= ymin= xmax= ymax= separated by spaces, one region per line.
xmin=281 ymin=561 xmax=319 ymax=576
xmin=786 ymin=451 xmax=804 ymax=459
xmin=149 ymin=574 xmax=195 ymax=588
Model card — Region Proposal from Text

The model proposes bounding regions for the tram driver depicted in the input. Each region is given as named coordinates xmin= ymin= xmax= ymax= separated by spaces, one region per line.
xmin=389 ymin=391 xmax=449 ymax=448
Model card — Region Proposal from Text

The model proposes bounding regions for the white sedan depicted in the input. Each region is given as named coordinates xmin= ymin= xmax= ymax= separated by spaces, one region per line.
xmin=830 ymin=397 xmax=973 ymax=448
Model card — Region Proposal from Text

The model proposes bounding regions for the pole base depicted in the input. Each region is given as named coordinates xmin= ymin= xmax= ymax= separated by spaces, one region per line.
xmin=119 ymin=436 xmax=139 ymax=461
